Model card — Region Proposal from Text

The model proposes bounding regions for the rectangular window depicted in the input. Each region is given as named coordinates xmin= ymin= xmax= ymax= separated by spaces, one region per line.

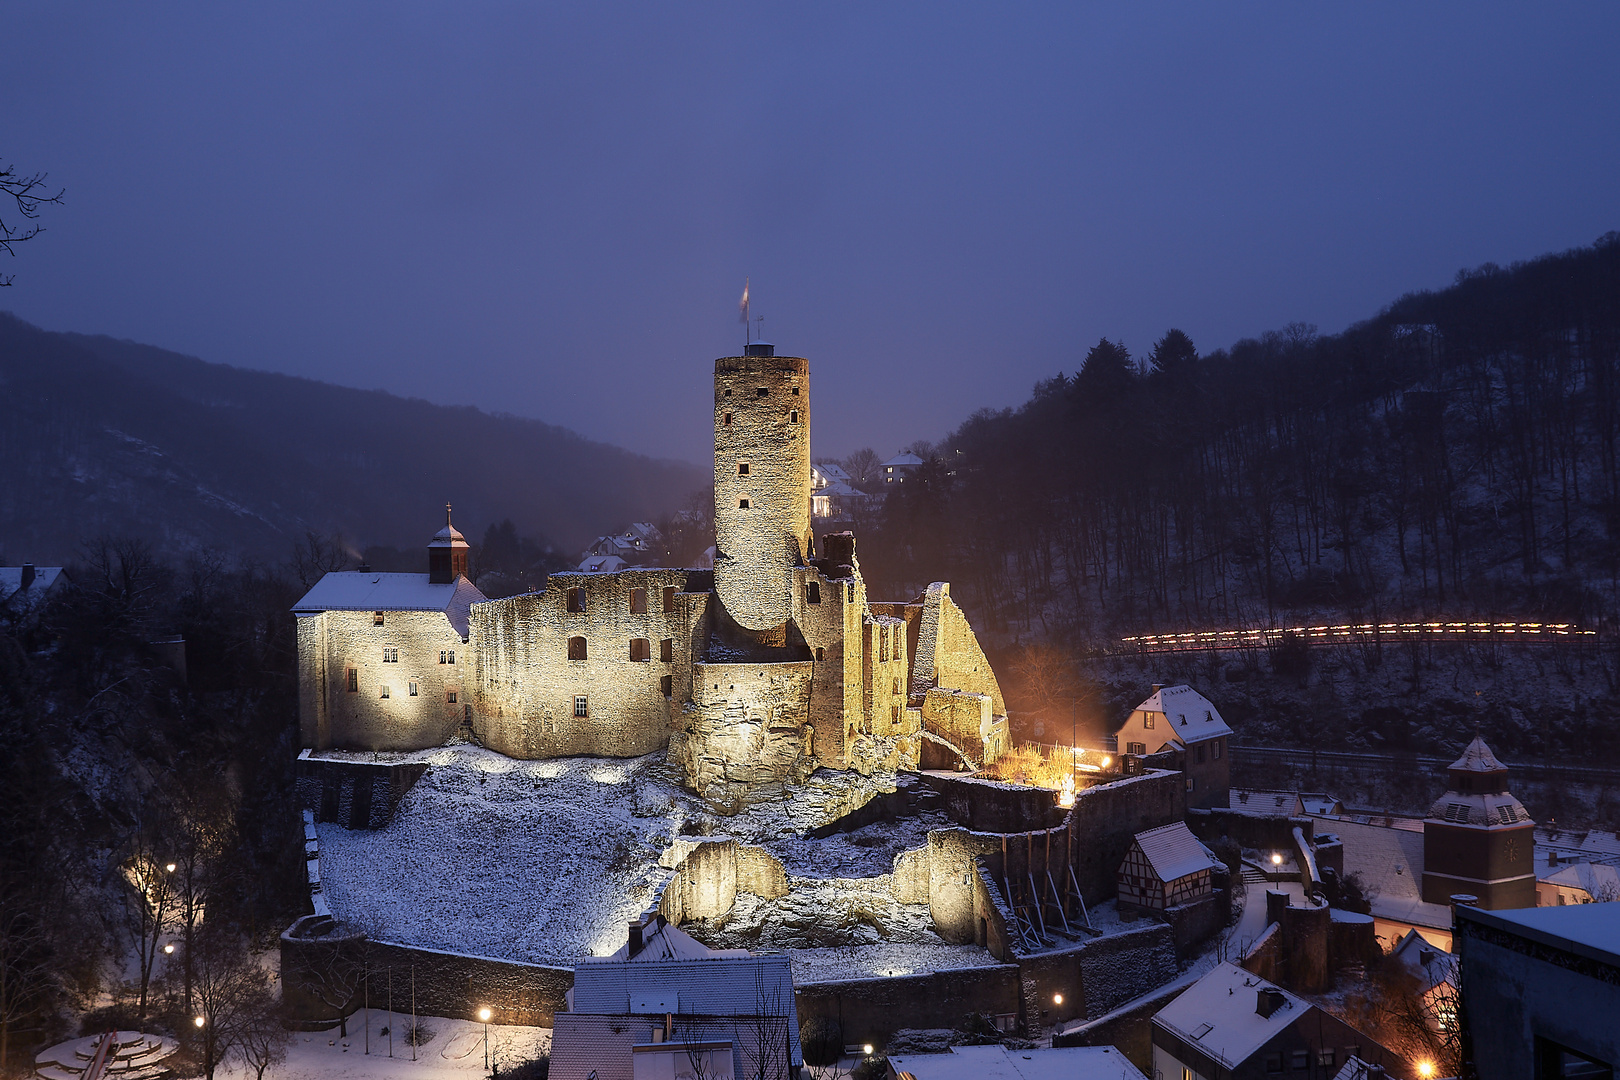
xmin=409 ymin=681 xmax=419 ymax=696
xmin=739 ymin=499 xmax=750 ymax=509
xmin=630 ymin=587 xmax=648 ymax=614
xmin=1127 ymin=741 xmax=1146 ymax=755
xmin=1144 ymin=712 xmax=1154 ymax=729
xmin=789 ymin=410 xmax=798 ymax=423
xmin=723 ymin=412 xmax=732 ymax=425
xmin=447 ymin=650 xmax=455 ymax=665
xmin=662 ymin=586 xmax=676 ymax=612
xmin=756 ymin=386 xmax=768 ymax=397
xmin=1290 ymin=1050 xmax=1308 ymax=1069
xmin=660 ymin=674 xmax=672 ymax=697
xmin=1264 ymin=1053 xmax=1283 ymax=1073
xmin=1213 ymin=739 xmax=1222 ymax=760
xmin=568 ymin=636 xmax=588 ymax=661
xmin=660 ymin=638 xmax=673 ymax=663
xmin=807 ymin=581 xmax=821 ymax=604
xmin=574 ymin=695 xmax=589 ymax=718
xmin=1316 ymin=1050 xmax=1335 ymax=1067
xmin=439 ymin=651 xmax=447 ymax=664
xmin=815 ymin=647 xmax=825 ymax=661
xmin=373 ymin=611 xmax=385 ymax=626
xmin=738 ymin=462 xmax=749 ymax=475
xmin=1186 ymin=776 xmax=1196 ymax=792
xmin=380 ymin=685 xmax=391 ymax=699
xmin=630 ymin=638 xmax=651 ymax=662
xmin=447 ymin=690 xmax=457 ymax=704
xmin=723 ymin=388 xmax=732 ymax=397
xmin=382 ymin=646 xmax=398 ymax=663
xmin=567 ymin=587 xmax=586 ymax=613
xmin=791 ymin=386 xmax=799 ymax=395
xmin=891 ymin=705 xmax=900 ymax=724
xmin=346 ymin=668 xmax=358 ymax=693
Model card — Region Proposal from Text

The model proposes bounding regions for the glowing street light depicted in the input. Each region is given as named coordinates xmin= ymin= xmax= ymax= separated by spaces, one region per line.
xmin=163 ymin=944 xmax=175 ymax=955
xmin=478 ymin=1007 xmax=492 ymax=1072
xmin=166 ymin=863 xmax=177 ymax=873
xmin=1271 ymin=853 xmax=1284 ymax=867
xmin=1053 ymin=993 xmax=1064 ymax=1005
xmin=862 ymin=1044 xmax=874 ymax=1056
xmin=1416 ymin=1061 xmax=1436 ymax=1079
xmin=193 ymin=1016 xmax=205 ymax=1029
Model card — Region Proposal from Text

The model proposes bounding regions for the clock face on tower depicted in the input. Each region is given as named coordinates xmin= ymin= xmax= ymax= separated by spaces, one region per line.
xmin=1505 ymin=836 xmax=1520 ymax=866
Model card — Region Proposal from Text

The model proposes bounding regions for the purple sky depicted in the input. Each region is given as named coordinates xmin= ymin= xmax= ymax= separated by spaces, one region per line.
xmin=5 ymin=4 xmax=1618 ymax=464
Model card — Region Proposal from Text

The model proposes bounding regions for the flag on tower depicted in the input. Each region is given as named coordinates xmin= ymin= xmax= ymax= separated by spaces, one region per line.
xmin=739 ymin=280 xmax=749 ymax=323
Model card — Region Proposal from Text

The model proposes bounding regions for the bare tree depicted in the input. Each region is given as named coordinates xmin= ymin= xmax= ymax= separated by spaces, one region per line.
xmin=188 ymin=924 xmax=272 ymax=1080
xmin=121 ymin=824 xmax=178 ymax=1020
xmin=169 ymin=783 xmax=237 ymax=1016
xmin=841 ymin=449 xmax=882 ymax=491
xmin=236 ymin=1002 xmax=293 ymax=1080
xmin=292 ymin=531 xmax=351 ymax=589
xmin=0 ymin=887 xmax=56 ymax=1074
xmin=742 ymin=971 xmax=793 ymax=1080
xmin=0 ymin=160 xmax=63 ymax=286
xmin=286 ymin=922 xmax=365 ymax=1037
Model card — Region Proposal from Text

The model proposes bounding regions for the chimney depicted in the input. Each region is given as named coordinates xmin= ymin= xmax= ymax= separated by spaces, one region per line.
xmin=627 ymin=920 xmax=643 ymax=958
xmin=1255 ymin=987 xmax=1286 ymax=1018
xmin=19 ymin=563 xmax=35 ymax=590
xmin=1151 ymin=683 xmax=1163 ymax=694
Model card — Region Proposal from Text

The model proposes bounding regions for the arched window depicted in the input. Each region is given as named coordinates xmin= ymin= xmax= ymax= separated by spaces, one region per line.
xmin=568 ymin=636 xmax=588 ymax=661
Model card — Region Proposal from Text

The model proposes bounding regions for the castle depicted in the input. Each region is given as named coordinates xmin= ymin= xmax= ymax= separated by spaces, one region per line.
xmin=293 ymin=345 xmax=1008 ymax=799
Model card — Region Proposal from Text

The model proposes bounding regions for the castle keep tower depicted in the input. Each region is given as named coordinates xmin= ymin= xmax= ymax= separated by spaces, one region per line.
xmin=713 ymin=344 xmax=812 ymax=630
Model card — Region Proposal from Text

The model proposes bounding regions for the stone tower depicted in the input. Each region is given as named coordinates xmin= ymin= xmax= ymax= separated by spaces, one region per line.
xmin=427 ymin=506 xmax=470 ymax=583
xmin=1421 ymin=735 xmax=1538 ymax=909
xmin=712 ymin=344 xmax=812 ymax=630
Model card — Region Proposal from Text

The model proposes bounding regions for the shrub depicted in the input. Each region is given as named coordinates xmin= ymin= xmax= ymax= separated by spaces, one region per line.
xmin=799 ymin=1017 xmax=843 ymax=1066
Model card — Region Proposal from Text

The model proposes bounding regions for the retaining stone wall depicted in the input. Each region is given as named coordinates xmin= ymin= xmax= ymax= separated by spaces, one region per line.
xmin=296 ymin=754 xmax=429 ymax=829
xmin=793 ymin=966 xmax=1021 ymax=1049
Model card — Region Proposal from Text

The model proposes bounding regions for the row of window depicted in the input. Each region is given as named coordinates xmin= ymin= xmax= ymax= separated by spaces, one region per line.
xmin=567 ymin=637 xmax=676 ymax=662
xmin=721 ymin=385 xmax=801 ymax=398
xmin=566 ymin=586 xmax=678 ymax=615
xmin=346 ymin=668 xmax=457 ymax=704
xmin=379 ymin=648 xmax=455 ymax=664
xmin=1262 ymin=1047 xmax=1356 ymax=1071
xmin=720 ymin=410 xmax=799 ymax=425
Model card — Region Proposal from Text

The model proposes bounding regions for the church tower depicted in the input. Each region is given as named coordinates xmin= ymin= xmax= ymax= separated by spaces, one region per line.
xmin=427 ymin=505 xmax=470 ymax=583
xmin=712 ymin=343 xmax=812 ymax=631
xmin=1421 ymin=735 xmax=1538 ymax=909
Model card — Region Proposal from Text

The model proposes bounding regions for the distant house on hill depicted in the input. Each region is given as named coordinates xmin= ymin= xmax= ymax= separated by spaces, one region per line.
xmin=880 ymin=451 xmax=925 ymax=485
xmin=1539 ymin=860 xmax=1620 ymax=906
xmin=1113 ymin=684 xmax=1232 ymax=809
xmin=811 ymin=461 xmax=849 ymax=489
xmin=1117 ymin=821 xmax=1223 ymax=912
xmin=0 ymin=563 xmax=69 ymax=615
xmin=578 ymin=553 xmax=628 ymax=574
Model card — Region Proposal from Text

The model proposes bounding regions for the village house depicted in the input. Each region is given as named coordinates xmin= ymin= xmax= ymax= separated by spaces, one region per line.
xmin=1151 ymin=963 xmax=1396 ymax=1080
xmin=879 ymin=451 xmax=925 ymax=484
xmin=1538 ymin=860 xmax=1620 ymax=906
xmin=0 ymin=563 xmax=69 ymax=615
xmin=1112 ymin=684 xmax=1232 ymax=810
xmin=887 ymin=1044 xmax=1146 ymax=1080
xmin=1116 ymin=821 xmax=1223 ymax=913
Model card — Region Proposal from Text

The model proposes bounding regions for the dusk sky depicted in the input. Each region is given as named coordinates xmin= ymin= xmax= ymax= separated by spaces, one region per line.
xmin=6 ymin=4 xmax=1618 ymax=464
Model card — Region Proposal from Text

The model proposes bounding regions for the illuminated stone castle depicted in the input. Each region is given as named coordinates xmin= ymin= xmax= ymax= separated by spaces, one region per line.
xmin=294 ymin=345 xmax=1008 ymax=799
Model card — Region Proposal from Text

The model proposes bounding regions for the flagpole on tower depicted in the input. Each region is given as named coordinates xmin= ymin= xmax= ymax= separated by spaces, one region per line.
xmin=740 ymin=278 xmax=751 ymax=349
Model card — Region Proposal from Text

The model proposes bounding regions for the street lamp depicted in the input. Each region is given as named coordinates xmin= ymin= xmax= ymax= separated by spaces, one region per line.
xmin=193 ymin=1016 xmax=204 ymax=1029
xmin=1416 ymin=1061 xmax=1436 ymax=1079
xmin=478 ymin=1007 xmax=492 ymax=1072
xmin=163 ymin=944 xmax=175 ymax=955
xmin=862 ymin=1044 xmax=874 ymax=1056
xmin=1271 ymin=853 xmax=1284 ymax=867
xmin=166 ymin=863 xmax=177 ymax=873
xmin=1053 ymin=993 xmax=1064 ymax=1005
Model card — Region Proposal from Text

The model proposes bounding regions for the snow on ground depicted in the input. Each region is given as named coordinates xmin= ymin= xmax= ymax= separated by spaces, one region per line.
xmin=317 ymin=746 xmax=685 ymax=964
xmin=786 ymin=941 xmax=998 ymax=983
xmin=214 ymin=1012 xmax=548 ymax=1080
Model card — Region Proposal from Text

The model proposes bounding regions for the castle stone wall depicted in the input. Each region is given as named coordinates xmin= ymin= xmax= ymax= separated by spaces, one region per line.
xmin=674 ymin=660 xmax=816 ymax=801
xmin=299 ymin=610 xmax=468 ymax=752
xmin=470 ymin=568 xmax=699 ymax=758
xmin=911 ymin=583 xmax=1005 ymax=716
xmin=713 ymin=355 xmax=811 ymax=631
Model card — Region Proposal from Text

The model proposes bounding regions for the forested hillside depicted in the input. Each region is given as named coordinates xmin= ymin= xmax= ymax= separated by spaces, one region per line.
xmin=0 ymin=315 xmax=707 ymax=564
xmin=862 ymin=234 xmax=1620 ymax=645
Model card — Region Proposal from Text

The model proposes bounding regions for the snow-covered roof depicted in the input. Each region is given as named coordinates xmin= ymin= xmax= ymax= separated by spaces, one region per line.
xmin=1543 ymin=861 xmax=1620 ymax=900
xmin=1229 ymin=790 xmax=1303 ymax=816
xmin=1332 ymin=1057 xmax=1383 ymax=1080
xmin=599 ymin=918 xmax=750 ymax=962
xmin=0 ymin=565 xmax=67 ymax=610
xmin=427 ymin=522 xmax=468 ymax=548
xmin=1134 ymin=684 xmax=1233 ymax=745
xmin=551 ymin=1013 xmax=638 ymax=1080
xmin=1426 ymin=789 xmax=1532 ymax=828
xmin=1317 ymin=816 xmax=1452 ymax=930
xmin=1449 ymin=735 xmax=1507 ymax=773
xmin=1390 ymin=929 xmax=1457 ymax=987
xmin=1131 ymin=821 xmax=1223 ymax=883
xmin=816 ymin=480 xmax=864 ymax=497
xmin=889 ymin=1044 xmax=1146 ymax=1080
xmin=579 ymin=554 xmax=628 ymax=574
xmin=1152 ymin=962 xmax=1308 ymax=1069
xmin=812 ymin=461 xmax=850 ymax=483
xmin=1464 ymin=903 xmax=1620 ymax=968
xmin=1300 ymin=793 xmax=1341 ymax=816
xmin=291 ymin=571 xmax=486 ymax=637
xmin=882 ymin=452 xmax=925 ymax=469
xmin=571 ymin=955 xmax=799 ymax=1056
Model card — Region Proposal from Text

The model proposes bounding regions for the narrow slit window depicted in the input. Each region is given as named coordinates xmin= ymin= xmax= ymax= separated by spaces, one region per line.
xmin=662 ymin=586 xmax=676 ymax=612
xmin=723 ymin=412 xmax=732 ymax=425
xmin=409 ymin=681 xmax=419 ymax=696
xmin=629 ymin=587 xmax=648 ymax=614
xmin=892 ymin=678 xmax=901 ymax=695
xmin=660 ymin=638 xmax=673 ymax=663
xmin=447 ymin=650 xmax=455 ymax=664
xmin=567 ymin=587 xmax=587 ymax=613
xmin=568 ymin=636 xmax=588 ymax=661
xmin=630 ymin=638 xmax=651 ymax=662
xmin=439 ymin=651 xmax=447 ymax=664
xmin=891 ymin=705 xmax=900 ymax=724
xmin=346 ymin=668 xmax=358 ymax=693
xmin=790 ymin=410 xmax=798 ymax=423
xmin=815 ymin=647 xmax=825 ymax=662
xmin=574 ymin=695 xmax=589 ymax=718
xmin=447 ymin=690 xmax=457 ymax=704
xmin=660 ymin=674 xmax=672 ymax=697
xmin=807 ymin=581 xmax=821 ymax=604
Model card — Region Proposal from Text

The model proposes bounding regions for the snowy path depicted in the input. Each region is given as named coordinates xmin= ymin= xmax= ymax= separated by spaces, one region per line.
xmin=213 ymin=1013 xmax=549 ymax=1080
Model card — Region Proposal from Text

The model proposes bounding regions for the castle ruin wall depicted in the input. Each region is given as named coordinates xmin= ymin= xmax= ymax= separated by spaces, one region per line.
xmin=298 ymin=610 xmax=468 ymax=752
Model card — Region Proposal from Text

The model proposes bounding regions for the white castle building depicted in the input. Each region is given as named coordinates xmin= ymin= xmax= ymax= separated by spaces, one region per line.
xmin=293 ymin=345 xmax=1008 ymax=799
